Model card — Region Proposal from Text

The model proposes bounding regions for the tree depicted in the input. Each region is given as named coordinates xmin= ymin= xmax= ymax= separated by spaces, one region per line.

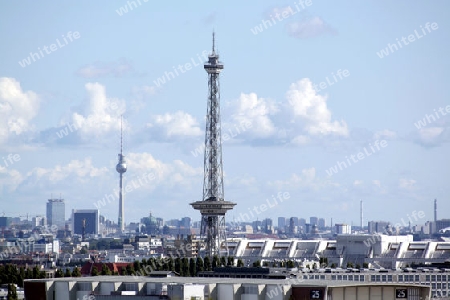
xmin=72 ymin=267 xmax=81 ymax=277
xmin=312 ymin=263 xmax=317 ymax=270
xmin=175 ymin=258 xmax=181 ymax=274
xmin=125 ymin=264 xmax=134 ymax=275
xmin=252 ymin=260 xmax=261 ymax=267
xmin=32 ymin=266 xmax=41 ymax=279
xmin=220 ymin=256 xmax=226 ymax=267
xmin=227 ymin=256 xmax=234 ymax=266
xmin=237 ymin=259 xmax=244 ymax=267
xmin=18 ymin=267 xmax=25 ymax=288
xmin=362 ymin=262 xmax=369 ymax=268
xmin=330 ymin=263 xmax=336 ymax=268
xmin=182 ymin=258 xmax=190 ymax=277
xmin=355 ymin=264 xmax=361 ymax=269
xmin=287 ymin=260 xmax=295 ymax=268
xmin=196 ymin=257 xmax=204 ymax=274
xmin=346 ymin=262 xmax=354 ymax=268
xmin=204 ymin=256 xmax=212 ymax=271
xmin=212 ymin=255 xmax=220 ymax=269
xmin=101 ymin=264 xmax=112 ymax=276
xmin=189 ymin=258 xmax=197 ymax=277
xmin=133 ymin=261 xmax=141 ymax=272
xmin=64 ymin=269 xmax=72 ymax=277
xmin=120 ymin=267 xmax=127 ymax=276
xmin=80 ymin=247 xmax=88 ymax=254
xmin=168 ymin=257 xmax=174 ymax=272
xmin=7 ymin=284 xmax=18 ymax=300
xmin=91 ymin=266 xmax=99 ymax=276
xmin=55 ymin=269 xmax=64 ymax=278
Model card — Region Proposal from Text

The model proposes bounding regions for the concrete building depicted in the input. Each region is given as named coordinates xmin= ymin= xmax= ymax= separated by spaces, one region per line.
xmin=72 ymin=209 xmax=99 ymax=236
xmin=24 ymin=276 xmax=431 ymax=300
xmin=335 ymin=224 xmax=351 ymax=234
xmin=46 ymin=199 xmax=65 ymax=229
xmin=368 ymin=221 xmax=390 ymax=234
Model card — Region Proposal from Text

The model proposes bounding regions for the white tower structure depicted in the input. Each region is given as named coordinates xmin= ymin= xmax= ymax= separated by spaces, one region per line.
xmin=116 ymin=117 xmax=127 ymax=232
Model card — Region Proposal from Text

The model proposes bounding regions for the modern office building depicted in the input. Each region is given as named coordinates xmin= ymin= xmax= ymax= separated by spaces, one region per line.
xmin=46 ymin=199 xmax=65 ymax=229
xmin=310 ymin=216 xmax=318 ymax=226
xmin=318 ymin=218 xmax=326 ymax=229
xmin=277 ymin=217 xmax=286 ymax=232
xmin=72 ymin=209 xmax=99 ymax=235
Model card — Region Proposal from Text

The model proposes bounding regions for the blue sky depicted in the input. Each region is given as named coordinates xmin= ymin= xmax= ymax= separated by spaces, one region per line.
xmin=0 ymin=0 xmax=449 ymax=228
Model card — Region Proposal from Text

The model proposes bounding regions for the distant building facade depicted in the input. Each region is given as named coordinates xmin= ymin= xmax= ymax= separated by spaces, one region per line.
xmin=46 ymin=199 xmax=65 ymax=229
xmin=72 ymin=209 xmax=99 ymax=235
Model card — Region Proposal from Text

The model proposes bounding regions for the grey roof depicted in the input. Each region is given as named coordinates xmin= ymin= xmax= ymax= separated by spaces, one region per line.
xmin=24 ymin=276 xmax=429 ymax=289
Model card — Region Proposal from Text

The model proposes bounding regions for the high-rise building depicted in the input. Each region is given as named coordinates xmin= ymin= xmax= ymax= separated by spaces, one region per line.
xmin=72 ymin=209 xmax=99 ymax=236
xmin=262 ymin=218 xmax=273 ymax=234
xmin=278 ymin=217 xmax=286 ymax=232
xmin=299 ymin=218 xmax=306 ymax=228
xmin=181 ymin=217 xmax=191 ymax=229
xmin=310 ymin=216 xmax=318 ymax=226
xmin=368 ymin=221 xmax=390 ymax=234
xmin=46 ymin=199 xmax=65 ymax=229
xmin=190 ymin=33 xmax=236 ymax=257
xmin=318 ymin=218 xmax=326 ymax=229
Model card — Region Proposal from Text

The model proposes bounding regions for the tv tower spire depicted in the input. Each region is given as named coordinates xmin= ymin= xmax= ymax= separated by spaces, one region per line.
xmin=116 ymin=116 xmax=127 ymax=232
xmin=191 ymin=33 xmax=236 ymax=257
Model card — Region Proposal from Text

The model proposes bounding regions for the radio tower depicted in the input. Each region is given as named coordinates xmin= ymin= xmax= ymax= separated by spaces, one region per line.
xmin=116 ymin=116 xmax=127 ymax=233
xmin=191 ymin=33 xmax=236 ymax=257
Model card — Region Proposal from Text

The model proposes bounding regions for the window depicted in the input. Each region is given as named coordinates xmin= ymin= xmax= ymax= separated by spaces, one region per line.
xmin=398 ymin=275 xmax=403 ymax=282
xmin=426 ymin=275 xmax=430 ymax=282
xmin=388 ymin=275 xmax=392 ymax=282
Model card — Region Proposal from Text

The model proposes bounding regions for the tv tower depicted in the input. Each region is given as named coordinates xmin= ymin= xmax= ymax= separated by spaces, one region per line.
xmin=116 ymin=116 xmax=127 ymax=232
xmin=191 ymin=33 xmax=236 ymax=257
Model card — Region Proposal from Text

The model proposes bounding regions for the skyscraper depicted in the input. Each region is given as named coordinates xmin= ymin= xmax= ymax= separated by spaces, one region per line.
xmin=190 ymin=33 xmax=236 ymax=257
xmin=46 ymin=199 xmax=65 ymax=229
xmin=72 ymin=209 xmax=99 ymax=236
xmin=278 ymin=217 xmax=286 ymax=232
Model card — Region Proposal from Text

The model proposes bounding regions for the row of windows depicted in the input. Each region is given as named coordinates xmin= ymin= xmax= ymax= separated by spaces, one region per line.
xmin=302 ymin=274 xmax=450 ymax=286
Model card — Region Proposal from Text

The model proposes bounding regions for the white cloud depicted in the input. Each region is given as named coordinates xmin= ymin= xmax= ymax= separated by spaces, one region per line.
xmin=373 ymin=129 xmax=397 ymax=140
xmin=25 ymin=158 xmax=109 ymax=184
xmin=76 ymin=58 xmax=134 ymax=78
xmin=146 ymin=111 xmax=203 ymax=141
xmin=61 ymin=82 xmax=126 ymax=140
xmin=417 ymin=127 xmax=445 ymax=145
xmin=286 ymin=79 xmax=349 ymax=137
xmin=0 ymin=78 xmax=39 ymax=142
xmin=286 ymin=16 xmax=337 ymax=39
xmin=398 ymin=178 xmax=416 ymax=190
xmin=226 ymin=93 xmax=278 ymax=139
xmin=223 ymin=78 xmax=348 ymax=145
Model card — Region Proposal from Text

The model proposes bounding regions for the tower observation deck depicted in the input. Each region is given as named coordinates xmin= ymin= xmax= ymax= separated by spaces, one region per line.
xmin=191 ymin=33 xmax=236 ymax=257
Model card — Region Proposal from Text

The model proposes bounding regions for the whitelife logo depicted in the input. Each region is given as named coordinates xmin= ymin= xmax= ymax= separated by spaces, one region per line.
xmin=18 ymin=31 xmax=81 ymax=68
xmin=376 ymin=22 xmax=438 ymax=58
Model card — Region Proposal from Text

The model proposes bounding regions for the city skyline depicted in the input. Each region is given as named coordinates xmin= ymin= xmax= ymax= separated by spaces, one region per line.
xmin=0 ymin=1 xmax=449 ymax=226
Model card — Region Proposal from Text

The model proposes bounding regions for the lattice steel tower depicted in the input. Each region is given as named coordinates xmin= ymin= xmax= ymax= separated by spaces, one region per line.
xmin=191 ymin=33 xmax=236 ymax=257
xmin=116 ymin=116 xmax=127 ymax=232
